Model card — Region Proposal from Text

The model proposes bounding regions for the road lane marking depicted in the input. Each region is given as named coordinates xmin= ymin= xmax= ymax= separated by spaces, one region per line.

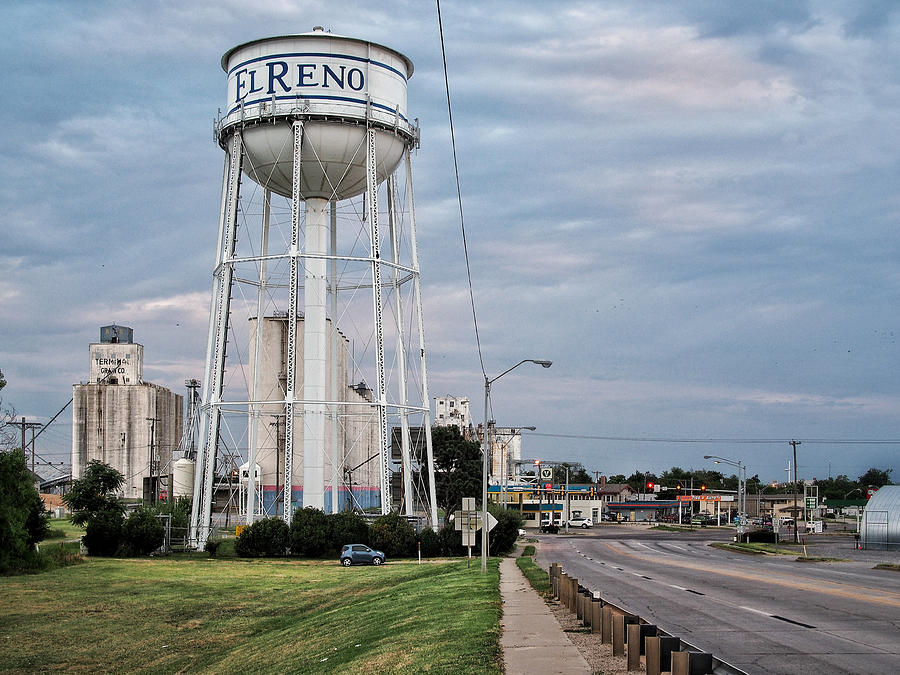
xmin=600 ymin=540 xmax=900 ymax=608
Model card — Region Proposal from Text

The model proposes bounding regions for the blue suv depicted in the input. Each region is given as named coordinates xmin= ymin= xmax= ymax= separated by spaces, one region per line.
xmin=340 ymin=544 xmax=385 ymax=566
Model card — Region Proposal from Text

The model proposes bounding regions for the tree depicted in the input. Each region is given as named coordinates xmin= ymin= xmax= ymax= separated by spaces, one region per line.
xmin=488 ymin=506 xmax=523 ymax=555
xmin=1 ymin=449 xmax=50 ymax=573
xmin=858 ymin=468 xmax=893 ymax=488
xmin=328 ymin=511 xmax=369 ymax=553
xmin=0 ymin=369 xmax=19 ymax=452
xmin=370 ymin=512 xmax=416 ymax=558
xmin=63 ymin=460 xmax=125 ymax=556
xmin=421 ymin=426 xmax=483 ymax=523
xmin=235 ymin=517 xmax=290 ymax=557
xmin=552 ymin=462 xmax=592 ymax=484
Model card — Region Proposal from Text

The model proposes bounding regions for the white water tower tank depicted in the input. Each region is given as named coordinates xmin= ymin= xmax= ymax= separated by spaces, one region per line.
xmin=219 ymin=27 xmax=415 ymax=199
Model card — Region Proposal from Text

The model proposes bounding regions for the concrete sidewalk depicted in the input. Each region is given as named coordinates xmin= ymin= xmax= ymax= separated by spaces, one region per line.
xmin=499 ymin=556 xmax=591 ymax=674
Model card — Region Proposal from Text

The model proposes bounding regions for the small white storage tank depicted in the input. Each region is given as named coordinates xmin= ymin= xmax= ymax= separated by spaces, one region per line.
xmin=172 ymin=457 xmax=195 ymax=498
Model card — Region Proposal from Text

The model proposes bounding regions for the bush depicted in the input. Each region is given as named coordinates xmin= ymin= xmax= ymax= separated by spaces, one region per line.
xmin=418 ymin=527 xmax=441 ymax=557
xmin=120 ymin=508 xmax=165 ymax=556
xmin=82 ymin=510 xmax=123 ymax=557
xmin=438 ymin=524 xmax=466 ymax=557
xmin=369 ymin=512 xmax=416 ymax=558
xmin=488 ymin=508 xmax=524 ymax=555
xmin=290 ymin=507 xmax=330 ymax=557
xmin=205 ymin=539 xmax=221 ymax=557
xmin=328 ymin=511 xmax=369 ymax=553
xmin=235 ymin=517 xmax=289 ymax=557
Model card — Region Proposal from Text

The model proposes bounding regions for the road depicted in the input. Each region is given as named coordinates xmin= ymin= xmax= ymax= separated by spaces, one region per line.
xmin=535 ymin=526 xmax=900 ymax=674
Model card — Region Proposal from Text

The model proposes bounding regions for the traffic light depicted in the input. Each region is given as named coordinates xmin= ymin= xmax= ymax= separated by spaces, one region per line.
xmin=647 ymin=481 xmax=654 ymax=490
xmin=676 ymin=483 xmax=682 ymax=491
xmin=700 ymin=484 xmax=707 ymax=492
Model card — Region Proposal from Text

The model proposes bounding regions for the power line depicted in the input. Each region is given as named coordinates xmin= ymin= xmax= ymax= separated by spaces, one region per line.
xmin=526 ymin=431 xmax=900 ymax=445
xmin=435 ymin=0 xmax=486 ymax=380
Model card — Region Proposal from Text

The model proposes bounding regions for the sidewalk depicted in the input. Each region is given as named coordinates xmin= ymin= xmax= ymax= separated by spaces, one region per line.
xmin=499 ymin=556 xmax=591 ymax=674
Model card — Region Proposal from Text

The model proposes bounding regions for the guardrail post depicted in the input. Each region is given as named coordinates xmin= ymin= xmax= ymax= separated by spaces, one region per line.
xmin=612 ymin=613 xmax=626 ymax=656
xmin=582 ymin=591 xmax=592 ymax=627
xmin=627 ymin=623 xmax=641 ymax=670
xmin=671 ymin=651 xmax=690 ymax=675
xmin=638 ymin=624 xmax=657 ymax=654
xmin=590 ymin=595 xmax=601 ymax=633
xmin=646 ymin=636 xmax=661 ymax=675
xmin=559 ymin=572 xmax=568 ymax=605
xmin=576 ymin=586 xmax=584 ymax=620
xmin=568 ymin=578 xmax=578 ymax=613
xmin=601 ymin=605 xmax=613 ymax=643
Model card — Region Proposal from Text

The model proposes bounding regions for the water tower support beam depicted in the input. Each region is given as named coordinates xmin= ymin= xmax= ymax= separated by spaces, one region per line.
xmin=283 ymin=121 xmax=303 ymax=524
xmin=191 ymin=130 xmax=242 ymax=549
xmin=246 ymin=188 xmax=271 ymax=523
xmin=387 ymin=174 xmax=414 ymax=514
xmin=329 ymin=200 xmax=340 ymax=513
xmin=366 ymin=128 xmax=391 ymax=514
xmin=405 ymin=150 xmax=439 ymax=527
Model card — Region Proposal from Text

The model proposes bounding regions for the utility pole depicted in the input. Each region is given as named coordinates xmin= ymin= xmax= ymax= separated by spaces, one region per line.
xmin=16 ymin=418 xmax=43 ymax=473
xmin=147 ymin=417 xmax=160 ymax=504
xmin=790 ymin=440 xmax=801 ymax=544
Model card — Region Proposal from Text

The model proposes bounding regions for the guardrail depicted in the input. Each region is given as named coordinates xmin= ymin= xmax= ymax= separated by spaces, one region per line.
xmin=549 ymin=562 xmax=748 ymax=675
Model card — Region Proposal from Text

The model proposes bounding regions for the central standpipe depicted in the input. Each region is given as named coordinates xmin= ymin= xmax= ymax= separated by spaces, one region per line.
xmin=302 ymin=195 xmax=329 ymax=511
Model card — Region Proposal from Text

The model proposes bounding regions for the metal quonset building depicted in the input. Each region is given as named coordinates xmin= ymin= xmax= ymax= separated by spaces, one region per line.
xmin=860 ymin=485 xmax=900 ymax=550
xmin=72 ymin=326 xmax=183 ymax=500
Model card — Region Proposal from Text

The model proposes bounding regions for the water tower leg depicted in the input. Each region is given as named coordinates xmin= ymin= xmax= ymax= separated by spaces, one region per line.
xmin=283 ymin=121 xmax=302 ymax=523
xmin=329 ymin=200 xmax=340 ymax=514
xmin=405 ymin=151 xmax=439 ymax=528
xmin=386 ymin=174 xmax=414 ymax=515
xmin=366 ymin=129 xmax=391 ymax=515
xmin=246 ymin=189 xmax=271 ymax=524
xmin=192 ymin=130 xmax=243 ymax=548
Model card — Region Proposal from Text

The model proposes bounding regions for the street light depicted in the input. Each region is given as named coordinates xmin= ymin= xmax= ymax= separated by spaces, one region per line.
xmin=704 ymin=455 xmax=747 ymax=530
xmin=482 ymin=359 xmax=552 ymax=573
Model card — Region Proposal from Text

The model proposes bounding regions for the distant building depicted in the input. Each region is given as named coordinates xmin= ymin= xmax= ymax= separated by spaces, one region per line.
xmin=434 ymin=395 xmax=471 ymax=434
xmin=72 ymin=325 xmax=182 ymax=500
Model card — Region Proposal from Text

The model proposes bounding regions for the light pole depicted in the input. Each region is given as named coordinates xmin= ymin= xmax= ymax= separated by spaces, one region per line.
xmin=704 ymin=455 xmax=747 ymax=530
xmin=482 ymin=359 xmax=551 ymax=573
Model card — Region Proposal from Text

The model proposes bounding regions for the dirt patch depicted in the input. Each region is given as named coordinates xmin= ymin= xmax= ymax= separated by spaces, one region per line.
xmin=546 ymin=599 xmax=633 ymax=675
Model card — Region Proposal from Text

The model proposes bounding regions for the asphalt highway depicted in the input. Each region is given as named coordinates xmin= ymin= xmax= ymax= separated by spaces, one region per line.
xmin=535 ymin=526 xmax=900 ymax=674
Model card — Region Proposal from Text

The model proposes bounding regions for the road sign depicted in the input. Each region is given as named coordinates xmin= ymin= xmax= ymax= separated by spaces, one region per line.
xmin=540 ymin=467 xmax=552 ymax=480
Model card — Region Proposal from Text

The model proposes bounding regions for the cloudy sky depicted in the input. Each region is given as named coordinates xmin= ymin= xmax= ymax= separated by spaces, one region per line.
xmin=3 ymin=0 xmax=899 ymax=485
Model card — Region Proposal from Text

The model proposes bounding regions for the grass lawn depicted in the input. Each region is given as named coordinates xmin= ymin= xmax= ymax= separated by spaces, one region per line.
xmin=40 ymin=516 xmax=85 ymax=544
xmin=0 ymin=556 xmax=502 ymax=673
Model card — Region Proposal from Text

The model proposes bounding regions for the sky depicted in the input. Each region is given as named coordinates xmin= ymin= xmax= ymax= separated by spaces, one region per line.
xmin=2 ymin=0 xmax=900 ymax=487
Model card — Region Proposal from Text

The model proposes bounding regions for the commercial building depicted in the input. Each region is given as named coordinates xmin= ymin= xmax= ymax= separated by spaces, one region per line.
xmin=72 ymin=325 xmax=182 ymax=500
xmin=434 ymin=396 xmax=471 ymax=434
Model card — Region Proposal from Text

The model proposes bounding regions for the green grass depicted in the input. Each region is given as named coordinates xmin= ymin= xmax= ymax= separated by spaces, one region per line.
xmin=710 ymin=542 xmax=802 ymax=555
xmin=874 ymin=563 xmax=900 ymax=571
xmin=795 ymin=556 xmax=850 ymax=563
xmin=39 ymin=517 xmax=85 ymax=544
xmin=516 ymin=555 xmax=551 ymax=596
xmin=0 ymin=557 xmax=502 ymax=673
xmin=520 ymin=544 xmax=536 ymax=557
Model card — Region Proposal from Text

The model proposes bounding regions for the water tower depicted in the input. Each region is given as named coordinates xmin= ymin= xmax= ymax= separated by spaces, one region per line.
xmin=189 ymin=28 xmax=437 ymax=548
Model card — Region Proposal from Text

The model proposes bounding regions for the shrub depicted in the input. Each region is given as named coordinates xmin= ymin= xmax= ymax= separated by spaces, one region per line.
xmin=82 ymin=510 xmax=123 ymax=557
xmin=438 ymin=524 xmax=466 ymax=557
xmin=488 ymin=508 xmax=524 ymax=555
xmin=369 ymin=512 xmax=416 ymax=558
xmin=235 ymin=517 xmax=289 ymax=557
xmin=417 ymin=527 xmax=441 ymax=557
xmin=205 ymin=539 xmax=221 ymax=557
xmin=328 ymin=511 xmax=369 ymax=553
xmin=290 ymin=507 xmax=330 ymax=557
xmin=120 ymin=508 xmax=165 ymax=556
